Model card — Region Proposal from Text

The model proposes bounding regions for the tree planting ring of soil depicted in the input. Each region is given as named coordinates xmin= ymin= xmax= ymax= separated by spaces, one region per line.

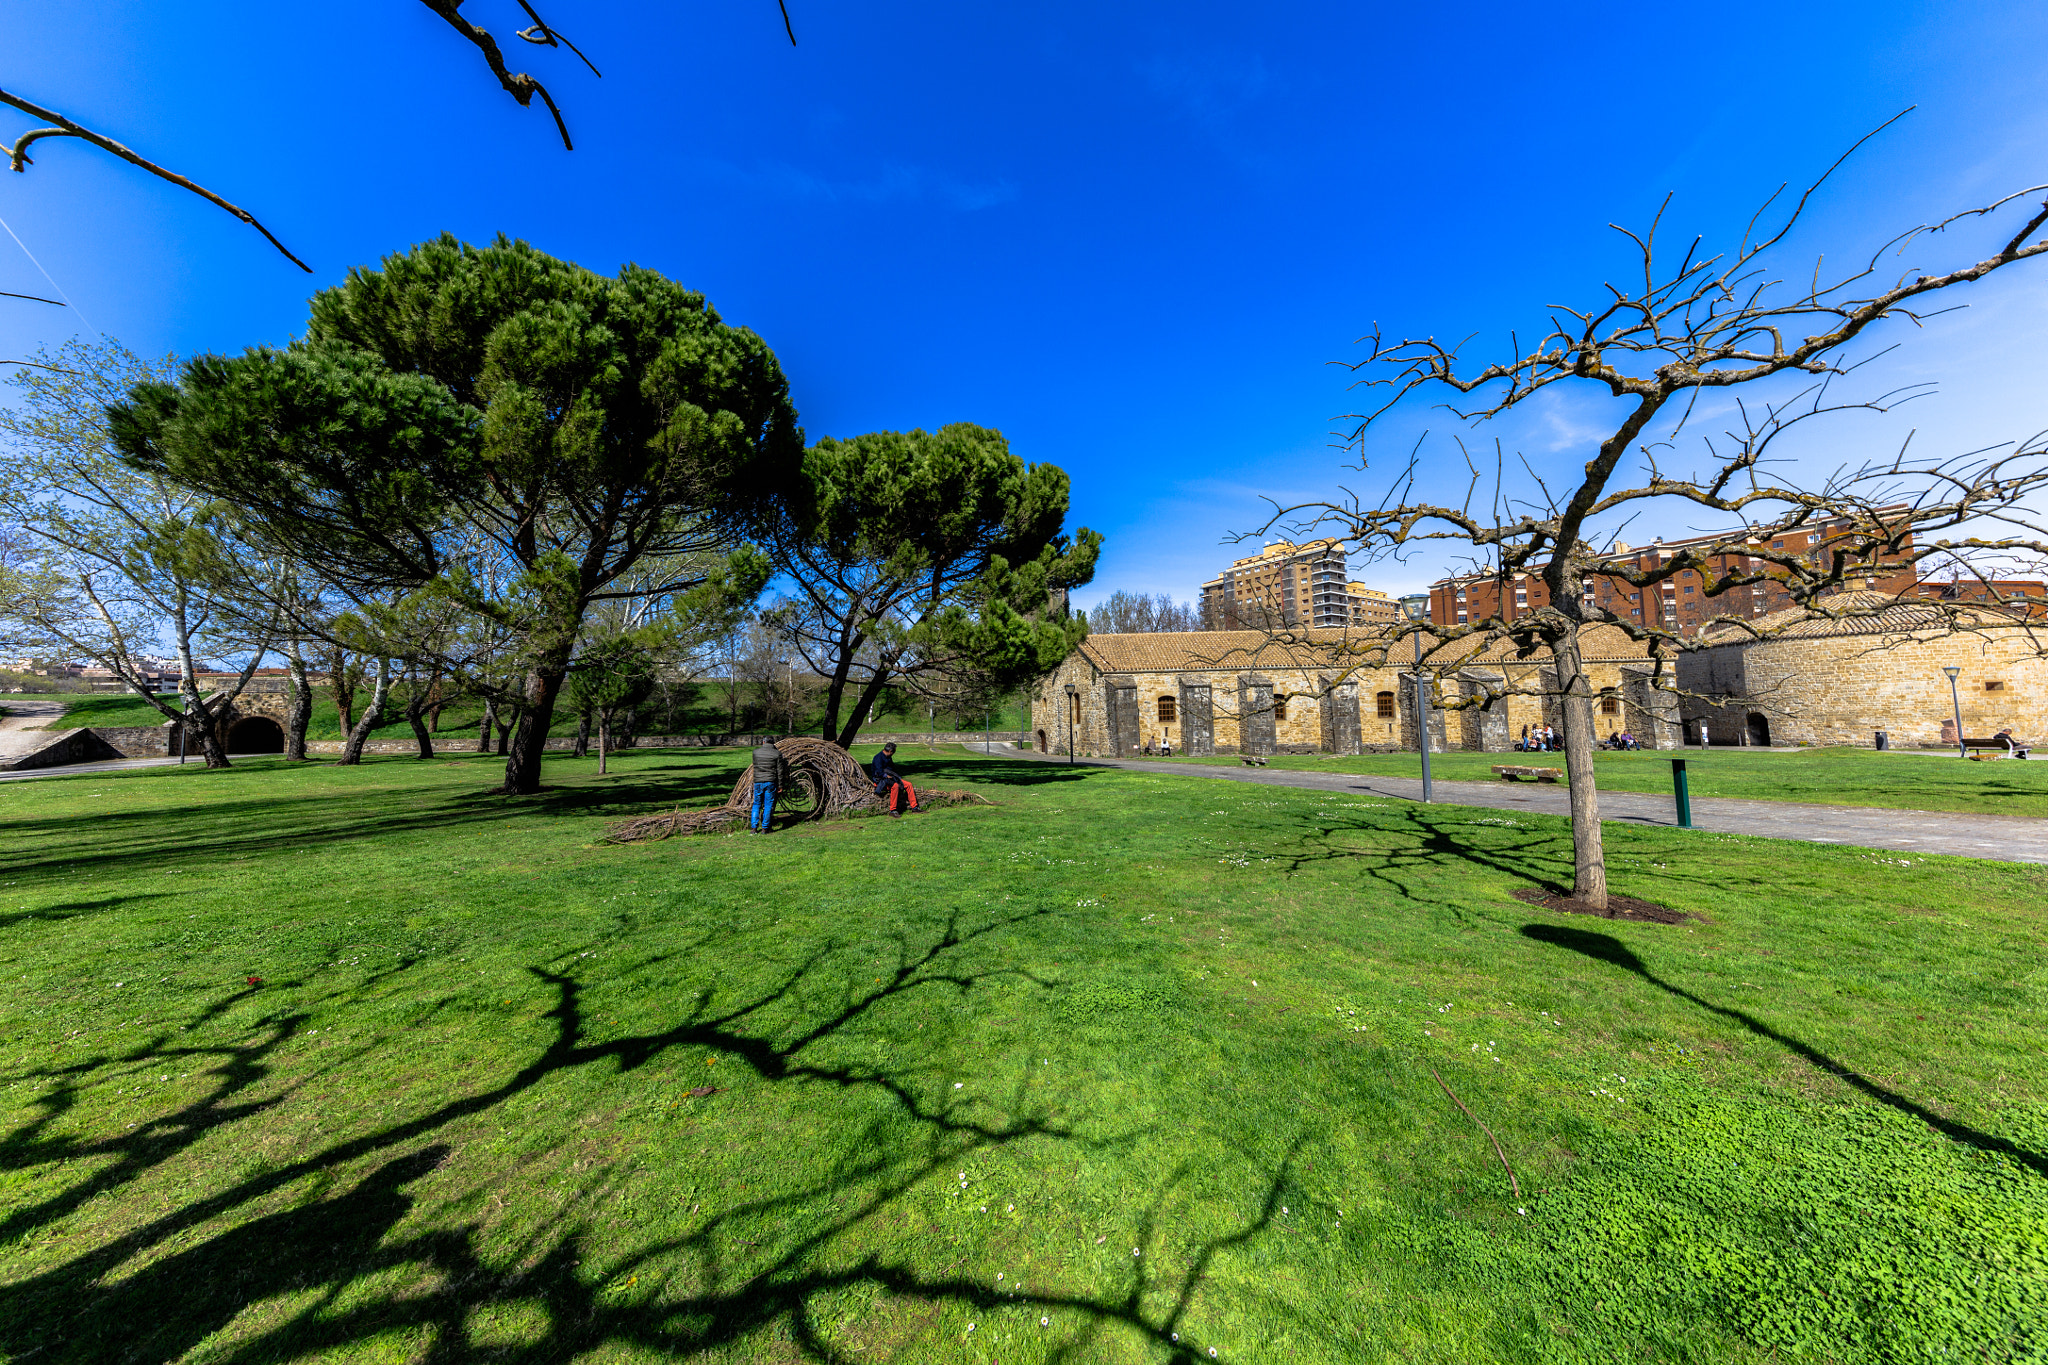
xmin=1511 ymin=887 xmax=1697 ymax=925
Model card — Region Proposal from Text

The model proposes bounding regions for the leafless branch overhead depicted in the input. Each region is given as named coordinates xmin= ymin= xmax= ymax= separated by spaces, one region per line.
xmin=418 ymin=0 xmax=581 ymax=150
xmin=0 ymin=85 xmax=312 ymax=272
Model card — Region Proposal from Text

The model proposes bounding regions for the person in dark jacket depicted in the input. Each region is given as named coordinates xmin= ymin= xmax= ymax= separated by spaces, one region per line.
xmin=750 ymin=737 xmax=785 ymax=832
xmin=869 ymin=742 xmax=920 ymax=817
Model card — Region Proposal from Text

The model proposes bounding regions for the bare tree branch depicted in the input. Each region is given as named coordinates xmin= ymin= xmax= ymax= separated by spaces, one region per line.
xmin=418 ymin=0 xmax=580 ymax=150
xmin=0 ymin=85 xmax=312 ymax=272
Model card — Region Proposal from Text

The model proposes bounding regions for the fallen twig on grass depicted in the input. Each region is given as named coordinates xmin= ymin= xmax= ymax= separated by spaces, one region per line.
xmin=1429 ymin=1065 xmax=1520 ymax=1199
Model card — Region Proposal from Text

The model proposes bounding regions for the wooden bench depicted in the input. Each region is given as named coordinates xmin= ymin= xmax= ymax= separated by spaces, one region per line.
xmin=1493 ymin=765 xmax=1563 ymax=783
xmin=1962 ymin=735 xmax=2032 ymax=760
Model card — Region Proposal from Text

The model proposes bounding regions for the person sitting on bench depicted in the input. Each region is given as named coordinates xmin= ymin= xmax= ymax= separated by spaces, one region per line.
xmin=869 ymin=742 xmax=920 ymax=817
xmin=1994 ymin=728 xmax=2032 ymax=759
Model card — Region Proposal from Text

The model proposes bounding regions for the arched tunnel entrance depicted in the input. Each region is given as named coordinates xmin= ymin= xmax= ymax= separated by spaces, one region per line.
xmin=226 ymin=716 xmax=285 ymax=754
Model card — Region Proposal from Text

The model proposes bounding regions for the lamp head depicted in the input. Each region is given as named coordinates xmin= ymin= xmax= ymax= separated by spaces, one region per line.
xmin=1397 ymin=593 xmax=1430 ymax=622
xmin=1064 ymin=682 xmax=1078 ymax=697
xmin=1942 ymin=665 xmax=1961 ymax=680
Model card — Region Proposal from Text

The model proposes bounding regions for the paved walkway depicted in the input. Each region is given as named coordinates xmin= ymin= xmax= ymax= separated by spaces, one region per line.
xmin=1005 ymin=746 xmax=2048 ymax=865
xmin=0 ymin=699 xmax=66 ymax=734
xmin=0 ymin=756 xmax=184 ymax=782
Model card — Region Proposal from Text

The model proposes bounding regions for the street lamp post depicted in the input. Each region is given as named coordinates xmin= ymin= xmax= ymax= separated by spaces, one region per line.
xmin=1064 ymin=681 xmax=1078 ymax=765
xmin=1399 ymin=595 xmax=1434 ymax=803
xmin=1943 ymin=665 xmax=1964 ymax=758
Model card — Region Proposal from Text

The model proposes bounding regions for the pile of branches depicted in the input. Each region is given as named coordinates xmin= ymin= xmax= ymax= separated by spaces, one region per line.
xmin=602 ymin=737 xmax=991 ymax=844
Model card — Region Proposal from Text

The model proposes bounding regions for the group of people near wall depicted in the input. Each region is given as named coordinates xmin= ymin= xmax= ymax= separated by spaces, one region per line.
xmin=1516 ymin=722 xmax=1641 ymax=752
xmin=747 ymin=739 xmax=920 ymax=833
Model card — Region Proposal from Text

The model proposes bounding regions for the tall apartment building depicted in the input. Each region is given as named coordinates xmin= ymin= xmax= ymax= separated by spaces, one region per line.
xmin=1345 ymin=584 xmax=1398 ymax=623
xmin=1200 ymin=540 xmax=1391 ymax=629
xmin=1423 ymin=510 xmax=1983 ymax=635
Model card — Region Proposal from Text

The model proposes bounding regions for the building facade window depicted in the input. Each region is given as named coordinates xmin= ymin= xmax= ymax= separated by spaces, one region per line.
xmin=1273 ymin=698 xmax=1288 ymax=723
xmin=1375 ymin=691 xmax=1395 ymax=718
xmin=1157 ymin=695 xmax=1177 ymax=721
xmin=1600 ymin=694 xmax=1621 ymax=715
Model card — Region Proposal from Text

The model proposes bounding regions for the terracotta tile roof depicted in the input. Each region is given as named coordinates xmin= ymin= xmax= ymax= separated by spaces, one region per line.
xmin=1075 ymin=624 xmax=1653 ymax=674
xmin=1698 ymin=590 xmax=2044 ymax=643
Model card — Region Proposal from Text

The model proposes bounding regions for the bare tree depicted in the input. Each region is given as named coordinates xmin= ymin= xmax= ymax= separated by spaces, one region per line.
xmin=1253 ymin=141 xmax=2048 ymax=909
xmin=1088 ymin=589 xmax=1202 ymax=634
xmin=0 ymin=339 xmax=276 ymax=766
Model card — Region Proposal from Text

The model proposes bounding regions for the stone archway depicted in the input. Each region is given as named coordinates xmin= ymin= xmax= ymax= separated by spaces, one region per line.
xmin=1745 ymin=712 xmax=1771 ymax=747
xmin=226 ymin=716 xmax=285 ymax=754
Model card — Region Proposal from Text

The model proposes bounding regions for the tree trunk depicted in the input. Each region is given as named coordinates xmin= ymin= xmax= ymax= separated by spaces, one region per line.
xmin=598 ymin=713 xmax=608 ymax=776
xmin=495 ymin=703 xmax=515 ymax=756
xmin=502 ymin=665 xmax=567 ymax=794
xmin=404 ymin=676 xmax=435 ymax=759
xmin=574 ymin=710 xmax=591 ymax=758
xmin=478 ymin=699 xmax=496 ymax=753
xmin=336 ymin=657 xmax=393 ymax=765
xmin=327 ymin=649 xmax=358 ymax=735
xmin=1552 ymin=630 xmax=1608 ymax=909
xmin=284 ymin=648 xmax=312 ymax=762
xmin=834 ymin=669 xmax=894 ymax=749
xmin=177 ymin=674 xmax=233 ymax=769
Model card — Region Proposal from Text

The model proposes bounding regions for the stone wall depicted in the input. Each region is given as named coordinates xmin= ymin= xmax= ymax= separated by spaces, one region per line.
xmin=1029 ymin=657 xmax=1571 ymax=756
xmin=1676 ymin=628 xmax=2046 ymax=747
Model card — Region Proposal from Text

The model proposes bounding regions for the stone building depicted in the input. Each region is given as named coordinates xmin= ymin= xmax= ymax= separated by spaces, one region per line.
xmin=1677 ymin=594 xmax=2046 ymax=747
xmin=1030 ymin=626 xmax=1677 ymax=758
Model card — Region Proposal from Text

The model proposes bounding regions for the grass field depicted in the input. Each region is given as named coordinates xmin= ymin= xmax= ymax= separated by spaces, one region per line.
xmin=1122 ymin=745 xmax=2048 ymax=818
xmin=3 ymin=747 xmax=2044 ymax=1363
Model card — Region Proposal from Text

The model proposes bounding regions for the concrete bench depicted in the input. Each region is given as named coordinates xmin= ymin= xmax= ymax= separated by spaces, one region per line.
xmin=1240 ymin=754 xmax=1270 ymax=767
xmin=1493 ymin=764 xmax=1563 ymax=783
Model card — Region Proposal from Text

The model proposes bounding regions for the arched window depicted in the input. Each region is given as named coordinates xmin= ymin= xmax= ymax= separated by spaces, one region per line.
xmin=1157 ymin=695 xmax=1177 ymax=722
xmin=1273 ymin=697 xmax=1288 ymax=723
xmin=1375 ymin=691 xmax=1395 ymax=718
xmin=1600 ymin=692 xmax=1622 ymax=716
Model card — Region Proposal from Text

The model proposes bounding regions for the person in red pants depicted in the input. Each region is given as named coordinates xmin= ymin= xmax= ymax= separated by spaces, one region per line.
xmin=869 ymin=742 xmax=920 ymax=817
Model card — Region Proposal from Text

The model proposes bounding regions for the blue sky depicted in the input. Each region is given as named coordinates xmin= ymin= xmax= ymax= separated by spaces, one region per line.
xmin=6 ymin=1 xmax=2047 ymax=612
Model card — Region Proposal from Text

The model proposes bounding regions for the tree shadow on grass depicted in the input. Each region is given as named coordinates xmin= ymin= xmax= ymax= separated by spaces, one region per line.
xmin=1521 ymin=922 xmax=2048 ymax=1180
xmin=0 ymin=755 xmax=748 ymax=886
xmin=1263 ymin=803 xmax=1580 ymax=906
xmin=856 ymin=751 xmax=1103 ymax=790
xmin=0 ymin=905 xmax=1280 ymax=1363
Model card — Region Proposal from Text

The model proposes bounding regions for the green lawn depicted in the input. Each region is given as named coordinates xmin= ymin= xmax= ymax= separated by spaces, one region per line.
xmin=1121 ymin=745 xmax=2048 ymax=818
xmin=2 ymin=748 xmax=2043 ymax=1363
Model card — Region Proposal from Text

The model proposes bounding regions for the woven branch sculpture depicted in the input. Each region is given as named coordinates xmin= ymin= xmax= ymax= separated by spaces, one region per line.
xmin=602 ymin=736 xmax=989 ymax=843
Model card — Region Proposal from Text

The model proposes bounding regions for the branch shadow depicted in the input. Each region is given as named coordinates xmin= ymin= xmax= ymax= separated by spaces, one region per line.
xmin=0 ymin=754 xmax=748 ymax=886
xmin=0 ymin=904 xmax=1281 ymax=1362
xmin=1520 ymin=922 xmax=2048 ymax=1178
